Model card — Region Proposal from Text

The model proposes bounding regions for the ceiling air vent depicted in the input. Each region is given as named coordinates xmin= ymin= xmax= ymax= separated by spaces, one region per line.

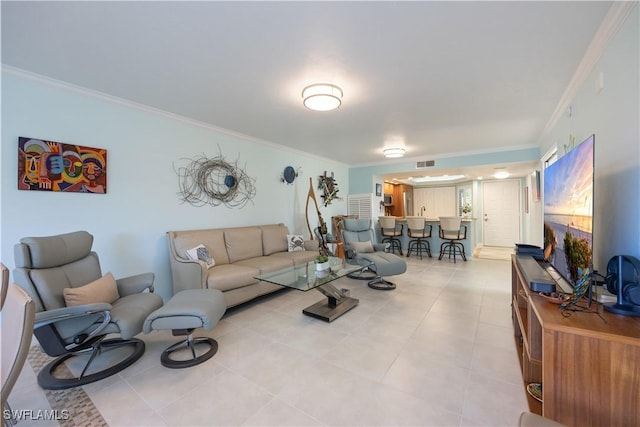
xmin=416 ymin=160 xmax=435 ymax=169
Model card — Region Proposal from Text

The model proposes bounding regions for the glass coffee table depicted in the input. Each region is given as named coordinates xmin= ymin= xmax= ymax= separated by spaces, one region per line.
xmin=255 ymin=261 xmax=369 ymax=322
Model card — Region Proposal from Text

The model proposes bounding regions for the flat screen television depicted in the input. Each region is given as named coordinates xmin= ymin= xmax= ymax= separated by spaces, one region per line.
xmin=543 ymin=134 xmax=594 ymax=288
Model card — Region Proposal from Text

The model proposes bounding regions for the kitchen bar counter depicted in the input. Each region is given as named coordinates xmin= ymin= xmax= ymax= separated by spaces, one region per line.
xmin=377 ymin=217 xmax=477 ymax=258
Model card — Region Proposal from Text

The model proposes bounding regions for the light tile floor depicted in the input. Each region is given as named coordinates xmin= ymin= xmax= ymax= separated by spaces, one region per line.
xmin=9 ymin=254 xmax=528 ymax=426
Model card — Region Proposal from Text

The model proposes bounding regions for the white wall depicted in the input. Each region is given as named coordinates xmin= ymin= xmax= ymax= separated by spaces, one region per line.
xmin=539 ymin=5 xmax=639 ymax=270
xmin=1 ymin=70 xmax=349 ymax=300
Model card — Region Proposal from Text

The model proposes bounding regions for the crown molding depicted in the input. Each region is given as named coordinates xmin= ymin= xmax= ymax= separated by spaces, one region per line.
xmin=538 ymin=1 xmax=637 ymax=142
xmin=1 ymin=65 xmax=350 ymax=167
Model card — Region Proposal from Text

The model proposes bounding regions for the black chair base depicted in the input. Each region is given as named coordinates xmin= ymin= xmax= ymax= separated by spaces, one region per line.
xmin=407 ymin=239 xmax=432 ymax=259
xmin=347 ymin=267 xmax=378 ymax=281
xmin=438 ymin=242 xmax=467 ymax=263
xmin=347 ymin=267 xmax=397 ymax=291
xmin=368 ymin=277 xmax=396 ymax=291
xmin=37 ymin=338 xmax=145 ymax=390
xmin=161 ymin=336 xmax=218 ymax=369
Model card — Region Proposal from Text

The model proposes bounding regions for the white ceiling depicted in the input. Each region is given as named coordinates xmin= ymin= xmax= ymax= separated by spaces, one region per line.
xmin=1 ymin=1 xmax=613 ymax=180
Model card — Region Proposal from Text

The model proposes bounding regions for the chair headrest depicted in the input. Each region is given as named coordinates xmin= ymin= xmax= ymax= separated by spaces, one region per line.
xmin=14 ymin=231 xmax=94 ymax=269
xmin=343 ymin=218 xmax=371 ymax=232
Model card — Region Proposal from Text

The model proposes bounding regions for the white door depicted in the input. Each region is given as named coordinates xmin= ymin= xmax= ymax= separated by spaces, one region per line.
xmin=482 ymin=180 xmax=521 ymax=247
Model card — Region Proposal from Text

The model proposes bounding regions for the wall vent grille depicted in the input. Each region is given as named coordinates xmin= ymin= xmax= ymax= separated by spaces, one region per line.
xmin=416 ymin=160 xmax=435 ymax=169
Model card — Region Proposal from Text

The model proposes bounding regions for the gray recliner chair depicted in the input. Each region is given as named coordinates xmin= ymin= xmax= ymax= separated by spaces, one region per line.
xmin=341 ymin=218 xmax=407 ymax=290
xmin=13 ymin=231 xmax=164 ymax=390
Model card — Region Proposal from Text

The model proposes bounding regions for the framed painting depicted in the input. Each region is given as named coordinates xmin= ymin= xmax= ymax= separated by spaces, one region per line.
xmin=18 ymin=137 xmax=107 ymax=193
xmin=375 ymin=183 xmax=382 ymax=197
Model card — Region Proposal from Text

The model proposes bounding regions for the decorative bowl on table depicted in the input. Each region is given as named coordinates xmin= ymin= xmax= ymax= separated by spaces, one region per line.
xmin=328 ymin=256 xmax=343 ymax=272
xmin=538 ymin=292 xmax=570 ymax=304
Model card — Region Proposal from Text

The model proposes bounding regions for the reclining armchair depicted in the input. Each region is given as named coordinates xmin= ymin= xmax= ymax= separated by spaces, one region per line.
xmin=13 ymin=231 xmax=163 ymax=390
xmin=341 ymin=218 xmax=407 ymax=290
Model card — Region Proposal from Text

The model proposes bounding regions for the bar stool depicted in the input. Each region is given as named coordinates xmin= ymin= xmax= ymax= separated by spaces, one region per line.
xmin=405 ymin=216 xmax=432 ymax=259
xmin=438 ymin=216 xmax=467 ymax=263
xmin=378 ymin=216 xmax=404 ymax=256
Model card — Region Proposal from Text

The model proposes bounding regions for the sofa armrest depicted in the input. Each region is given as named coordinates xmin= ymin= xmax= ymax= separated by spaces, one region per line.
xmin=167 ymin=235 xmax=209 ymax=292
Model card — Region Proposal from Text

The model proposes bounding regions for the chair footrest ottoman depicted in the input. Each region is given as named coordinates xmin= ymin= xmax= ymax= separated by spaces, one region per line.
xmin=144 ymin=289 xmax=226 ymax=368
xmin=350 ymin=252 xmax=407 ymax=290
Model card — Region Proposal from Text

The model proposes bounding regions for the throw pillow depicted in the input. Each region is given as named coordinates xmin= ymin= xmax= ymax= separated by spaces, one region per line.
xmin=287 ymin=234 xmax=306 ymax=252
xmin=63 ymin=272 xmax=120 ymax=307
xmin=350 ymin=241 xmax=375 ymax=253
xmin=186 ymin=244 xmax=215 ymax=268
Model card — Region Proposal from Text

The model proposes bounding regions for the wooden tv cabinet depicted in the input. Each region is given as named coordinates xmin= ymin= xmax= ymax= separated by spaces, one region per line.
xmin=511 ymin=255 xmax=640 ymax=426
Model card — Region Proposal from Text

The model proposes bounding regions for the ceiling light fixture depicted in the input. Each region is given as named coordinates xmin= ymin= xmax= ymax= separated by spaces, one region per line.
xmin=410 ymin=174 xmax=466 ymax=183
xmin=494 ymin=171 xmax=510 ymax=179
xmin=383 ymin=148 xmax=406 ymax=158
xmin=302 ymin=83 xmax=343 ymax=111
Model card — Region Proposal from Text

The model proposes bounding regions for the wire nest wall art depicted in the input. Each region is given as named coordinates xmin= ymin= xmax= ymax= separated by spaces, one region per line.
xmin=174 ymin=151 xmax=256 ymax=208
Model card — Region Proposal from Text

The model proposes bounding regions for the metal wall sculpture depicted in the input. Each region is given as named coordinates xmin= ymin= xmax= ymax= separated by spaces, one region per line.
xmin=318 ymin=171 xmax=339 ymax=206
xmin=18 ymin=137 xmax=107 ymax=194
xmin=174 ymin=150 xmax=256 ymax=208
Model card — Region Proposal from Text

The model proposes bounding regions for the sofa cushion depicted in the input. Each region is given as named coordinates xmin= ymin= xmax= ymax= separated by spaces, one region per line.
xmin=261 ymin=224 xmax=289 ymax=255
xmin=206 ymin=264 xmax=259 ymax=292
xmin=271 ymin=250 xmax=318 ymax=266
xmin=225 ymin=227 xmax=263 ymax=263
xmin=235 ymin=256 xmax=293 ymax=274
xmin=172 ymin=229 xmax=229 ymax=265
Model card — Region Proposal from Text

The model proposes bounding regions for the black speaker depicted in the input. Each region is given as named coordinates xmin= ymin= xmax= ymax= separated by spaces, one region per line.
xmin=604 ymin=255 xmax=640 ymax=316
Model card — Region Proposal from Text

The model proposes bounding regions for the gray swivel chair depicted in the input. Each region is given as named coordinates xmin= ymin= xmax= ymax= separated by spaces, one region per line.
xmin=438 ymin=216 xmax=467 ymax=262
xmin=341 ymin=218 xmax=407 ymax=290
xmin=13 ymin=231 xmax=164 ymax=390
xmin=1 ymin=284 xmax=35 ymax=426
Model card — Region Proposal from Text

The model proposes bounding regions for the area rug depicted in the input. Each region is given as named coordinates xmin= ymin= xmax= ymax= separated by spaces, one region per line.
xmin=474 ymin=246 xmax=514 ymax=261
xmin=27 ymin=347 xmax=108 ymax=427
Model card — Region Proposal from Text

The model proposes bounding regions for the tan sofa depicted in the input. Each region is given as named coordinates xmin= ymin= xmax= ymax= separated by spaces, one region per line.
xmin=167 ymin=224 xmax=319 ymax=308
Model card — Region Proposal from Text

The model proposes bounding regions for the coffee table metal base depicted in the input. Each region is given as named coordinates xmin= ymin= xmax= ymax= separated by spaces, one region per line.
xmin=302 ymin=282 xmax=359 ymax=322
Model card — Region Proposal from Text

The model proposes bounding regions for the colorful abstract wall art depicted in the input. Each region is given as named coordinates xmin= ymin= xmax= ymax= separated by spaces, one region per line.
xmin=18 ymin=137 xmax=107 ymax=194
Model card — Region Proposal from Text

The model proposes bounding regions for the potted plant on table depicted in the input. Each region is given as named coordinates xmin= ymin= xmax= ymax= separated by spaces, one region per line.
xmin=462 ymin=203 xmax=472 ymax=217
xmin=315 ymin=254 xmax=330 ymax=271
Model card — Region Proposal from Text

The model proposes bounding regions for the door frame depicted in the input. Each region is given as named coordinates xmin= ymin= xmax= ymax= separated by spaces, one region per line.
xmin=481 ymin=179 xmax=522 ymax=247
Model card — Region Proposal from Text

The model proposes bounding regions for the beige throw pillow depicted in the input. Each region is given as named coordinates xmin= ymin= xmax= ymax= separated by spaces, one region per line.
xmin=350 ymin=241 xmax=375 ymax=253
xmin=63 ymin=272 xmax=120 ymax=307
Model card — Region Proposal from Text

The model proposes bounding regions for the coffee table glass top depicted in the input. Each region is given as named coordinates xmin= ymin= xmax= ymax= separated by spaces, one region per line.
xmin=255 ymin=261 xmax=365 ymax=291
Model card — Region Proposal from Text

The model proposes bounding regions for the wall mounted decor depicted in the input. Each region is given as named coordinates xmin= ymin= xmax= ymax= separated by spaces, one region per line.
xmin=174 ymin=149 xmax=256 ymax=208
xmin=375 ymin=183 xmax=382 ymax=197
xmin=318 ymin=171 xmax=339 ymax=206
xmin=18 ymin=137 xmax=107 ymax=194
xmin=281 ymin=166 xmax=299 ymax=184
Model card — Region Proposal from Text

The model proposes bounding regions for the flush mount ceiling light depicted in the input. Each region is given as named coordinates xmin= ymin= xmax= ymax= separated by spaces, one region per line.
xmin=494 ymin=171 xmax=510 ymax=179
xmin=383 ymin=148 xmax=406 ymax=158
xmin=302 ymin=83 xmax=343 ymax=111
